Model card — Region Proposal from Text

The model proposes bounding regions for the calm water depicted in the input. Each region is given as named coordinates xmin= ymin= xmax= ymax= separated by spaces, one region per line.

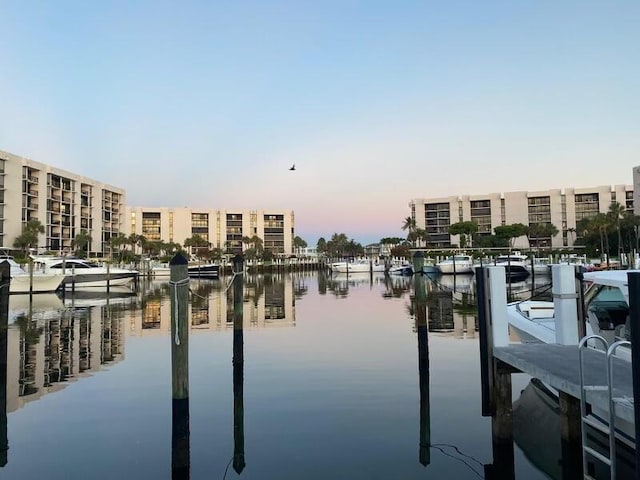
xmin=1 ymin=271 xmax=565 ymax=479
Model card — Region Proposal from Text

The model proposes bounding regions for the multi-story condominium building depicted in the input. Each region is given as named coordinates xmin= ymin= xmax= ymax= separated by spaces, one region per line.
xmin=409 ymin=184 xmax=633 ymax=249
xmin=124 ymin=207 xmax=295 ymax=255
xmin=0 ymin=149 xmax=125 ymax=255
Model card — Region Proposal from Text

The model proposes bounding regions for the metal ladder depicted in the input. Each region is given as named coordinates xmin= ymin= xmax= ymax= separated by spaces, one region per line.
xmin=578 ymin=335 xmax=631 ymax=480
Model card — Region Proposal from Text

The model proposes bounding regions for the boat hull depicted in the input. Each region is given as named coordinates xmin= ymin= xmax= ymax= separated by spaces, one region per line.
xmin=9 ymin=274 xmax=65 ymax=294
xmin=436 ymin=262 xmax=474 ymax=274
xmin=61 ymin=272 xmax=137 ymax=288
xmin=188 ymin=264 xmax=220 ymax=278
xmin=332 ymin=262 xmax=385 ymax=273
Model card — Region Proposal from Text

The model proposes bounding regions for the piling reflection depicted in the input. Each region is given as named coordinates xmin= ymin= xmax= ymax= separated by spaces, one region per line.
xmin=232 ymin=265 xmax=245 ymax=474
xmin=1 ymin=269 xmax=9 ymax=467
xmin=413 ymin=273 xmax=430 ymax=466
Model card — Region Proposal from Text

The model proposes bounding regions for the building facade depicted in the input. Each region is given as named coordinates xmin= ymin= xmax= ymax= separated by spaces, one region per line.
xmin=124 ymin=207 xmax=295 ymax=255
xmin=0 ymin=149 xmax=125 ymax=255
xmin=409 ymin=184 xmax=634 ymax=249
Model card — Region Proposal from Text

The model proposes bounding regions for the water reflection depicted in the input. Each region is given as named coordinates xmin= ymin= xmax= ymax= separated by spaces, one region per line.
xmin=7 ymin=296 xmax=125 ymax=413
xmin=0 ymin=271 xmax=559 ymax=478
xmin=514 ymin=379 xmax=636 ymax=479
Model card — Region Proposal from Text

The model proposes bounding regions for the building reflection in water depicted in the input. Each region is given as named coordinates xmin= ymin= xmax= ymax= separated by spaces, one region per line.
xmin=136 ymin=274 xmax=296 ymax=336
xmin=6 ymin=294 xmax=126 ymax=414
xmin=4 ymin=273 xmax=299 ymax=421
xmin=423 ymin=273 xmax=551 ymax=340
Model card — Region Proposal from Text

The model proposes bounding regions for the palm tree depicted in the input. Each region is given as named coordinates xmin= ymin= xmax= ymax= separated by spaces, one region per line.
xmin=292 ymin=236 xmax=308 ymax=255
xmin=401 ymin=216 xmax=416 ymax=233
xmin=13 ymin=219 xmax=45 ymax=254
xmin=608 ymin=201 xmax=625 ymax=260
xmin=591 ymin=213 xmax=609 ymax=263
xmin=71 ymin=229 xmax=92 ymax=257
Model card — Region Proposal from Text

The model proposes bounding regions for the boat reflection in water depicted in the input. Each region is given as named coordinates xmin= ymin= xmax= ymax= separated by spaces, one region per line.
xmin=514 ymin=379 xmax=636 ymax=479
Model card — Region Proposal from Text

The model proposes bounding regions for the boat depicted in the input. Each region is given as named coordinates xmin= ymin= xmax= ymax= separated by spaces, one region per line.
xmin=1 ymin=257 xmax=65 ymax=294
xmin=526 ymin=257 xmax=552 ymax=276
xmin=436 ymin=255 xmax=474 ymax=274
xmin=330 ymin=259 xmax=386 ymax=274
xmin=422 ymin=259 xmax=440 ymax=274
xmin=507 ymin=269 xmax=635 ymax=448
xmin=386 ymin=263 xmax=413 ymax=275
xmin=30 ymin=255 xmax=138 ymax=288
xmin=493 ymin=252 xmax=530 ymax=279
xmin=506 ymin=270 xmax=630 ymax=348
xmin=188 ymin=263 xmax=220 ymax=278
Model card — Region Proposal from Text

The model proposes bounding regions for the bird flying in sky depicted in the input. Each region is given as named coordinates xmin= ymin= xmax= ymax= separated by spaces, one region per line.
xmin=289 ymin=164 xmax=296 ymax=171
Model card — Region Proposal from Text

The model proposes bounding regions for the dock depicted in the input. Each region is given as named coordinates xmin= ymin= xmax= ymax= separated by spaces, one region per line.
xmin=477 ymin=264 xmax=640 ymax=479
xmin=495 ymin=344 xmax=634 ymax=425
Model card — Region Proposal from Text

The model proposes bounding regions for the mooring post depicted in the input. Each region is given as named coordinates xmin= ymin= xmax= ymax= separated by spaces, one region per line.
xmin=232 ymin=254 xmax=246 ymax=474
xmin=0 ymin=260 xmax=10 ymax=467
xmin=106 ymin=263 xmax=111 ymax=294
xmin=477 ymin=266 xmax=493 ymax=416
xmin=575 ymin=265 xmax=587 ymax=339
xmin=28 ymin=261 xmax=33 ymax=295
xmin=487 ymin=266 xmax=509 ymax=349
xmin=413 ymin=251 xmax=425 ymax=276
xmin=413 ymin=264 xmax=430 ymax=466
xmin=169 ymin=253 xmax=190 ymax=479
xmin=552 ymin=265 xmax=579 ymax=345
xmin=478 ymin=265 xmax=514 ymax=477
xmin=627 ymin=271 xmax=640 ymax=474
xmin=488 ymin=360 xmax=515 ymax=480
xmin=559 ymin=391 xmax=583 ymax=479
xmin=485 ymin=266 xmax=514 ymax=476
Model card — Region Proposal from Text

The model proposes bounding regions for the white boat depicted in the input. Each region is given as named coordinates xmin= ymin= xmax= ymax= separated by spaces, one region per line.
xmin=507 ymin=269 xmax=635 ymax=446
xmin=387 ymin=263 xmax=413 ymax=275
xmin=436 ymin=255 xmax=474 ymax=274
xmin=494 ymin=252 xmax=530 ymax=278
xmin=1 ymin=257 xmax=65 ymax=294
xmin=527 ymin=257 xmax=551 ymax=276
xmin=330 ymin=259 xmax=386 ymax=273
xmin=507 ymin=270 xmax=630 ymax=348
xmin=31 ymin=255 xmax=138 ymax=288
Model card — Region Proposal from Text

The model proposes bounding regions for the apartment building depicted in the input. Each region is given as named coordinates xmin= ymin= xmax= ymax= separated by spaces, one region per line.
xmin=0 ymin=149 xmax=125 ymax=255
xmin=125 ymin=207 xmax=295 ymax=255
xmin=409 ymin=184 xmax=633 ymax=249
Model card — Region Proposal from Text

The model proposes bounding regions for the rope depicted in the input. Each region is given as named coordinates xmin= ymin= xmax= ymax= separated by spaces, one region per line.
xmin=223 ymin=269 xmax=243 ymax=293
xmin=189 ymin=288 xmax=209 ymax=300
xmin=169 ymin=277 xmax=189 ymax=345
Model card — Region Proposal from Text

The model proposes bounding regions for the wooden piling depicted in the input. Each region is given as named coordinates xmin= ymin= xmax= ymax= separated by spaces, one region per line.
xmin=412 ymin=251 xmax=425 ymax=275
xmin=170 ymin=253 xmax=190 ymax=479
xmin=627 ymin=271 xmax=640 ymax=473
xmin=106 ymin=263 xmax=111 ymax=294
xmin=559 ymin=391 xmax=582 ymax=479
xmin=232 ymin=254 xmax=246 ymax=474
xmin=477 ymin=266 xmax=493 ymax=416
xmin=490 ymin=360 xmax=515 ymax=480
xmin=0 ymin=260 xmax=10 ymax=466
xmin=28 ymin=261 xmax=34 ymax=295
xmin=413 ymin=266 xmax=430 ymax=466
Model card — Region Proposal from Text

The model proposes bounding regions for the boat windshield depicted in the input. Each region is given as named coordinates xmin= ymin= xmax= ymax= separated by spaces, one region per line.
xmin=50 ymin=261 xmax=99 ymax=269
xmin=586 ymin=285 xmax=629 ymax=334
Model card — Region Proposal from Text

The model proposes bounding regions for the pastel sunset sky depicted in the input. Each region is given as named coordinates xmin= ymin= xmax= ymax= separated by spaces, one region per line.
xmin=1 ymin=1 xmax=638 ymax=245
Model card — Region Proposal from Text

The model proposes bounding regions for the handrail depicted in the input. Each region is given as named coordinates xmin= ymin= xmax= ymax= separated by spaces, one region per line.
xmin=578 ymin=334 xmax=610 ymax=477
xmin=606 ymin=339 xmax=631 ymax=479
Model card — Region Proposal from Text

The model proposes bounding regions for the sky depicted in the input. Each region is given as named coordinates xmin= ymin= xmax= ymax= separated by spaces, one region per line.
xmin=1 ymin=1 xmax=639 ymax=246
